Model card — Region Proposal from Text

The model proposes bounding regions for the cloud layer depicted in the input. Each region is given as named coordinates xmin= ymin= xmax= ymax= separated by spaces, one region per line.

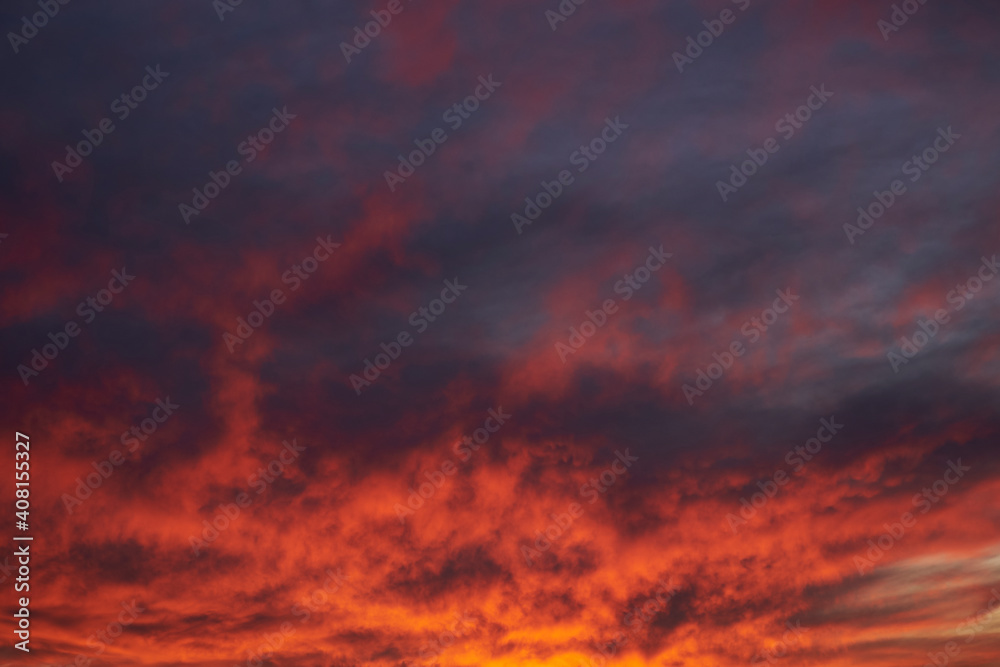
xmin=1 ymin=0 xmax=999 ymax=665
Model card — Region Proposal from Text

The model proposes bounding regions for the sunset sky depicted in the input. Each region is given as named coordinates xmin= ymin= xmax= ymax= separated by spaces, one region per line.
xmin=2 ymin=1 xmax=1000 ymax=665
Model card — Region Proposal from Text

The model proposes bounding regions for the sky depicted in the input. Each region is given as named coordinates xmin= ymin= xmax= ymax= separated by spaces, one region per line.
xmin=1 ymin=0 xmax=999 ymax=665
